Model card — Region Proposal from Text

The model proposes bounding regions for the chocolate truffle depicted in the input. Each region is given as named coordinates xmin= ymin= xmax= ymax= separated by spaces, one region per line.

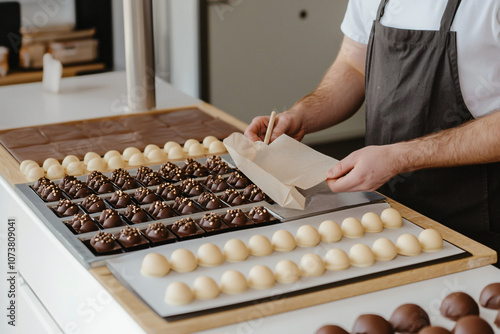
xmin=66 ymin=180 xmax=93 ymax=199
xmin=242 ymin=184 xmax=268 ymax=202
xmin=223 ymin=208 xmax=250 ymax=227
xmin=155 ymin=183 xmax=182 ymax=200
xmin=452 ymin=315 xmax=493 ymax=334
xmin=171 ymin=218 xmax=201 ymax=237
xmin=116 ymin=226 xmax=147 ymax=248
xmin=295 ymin=225 xmax=321 ymax=247
xmin=134 ymin=187 xmax=158 ymax=204
xmin=205 ymin=155 xmax=222 ymax=170
xmin=197 ymin=192 xmax=224 ymax=210
xmin=299 ymin=253 xmax=325 ymax=277
xmin=34 ymin=176 xmax=52 ymax=191
xmin=193 ymin=276 xmax=220 ymax=300
xmin=111 ymin=168 xmax=139 ymax=190
xmin=69 ymin=213 xmax=98 ymax=233
xmin=248 ymin=265 xmax=275 ymax=289
xmin=248 ymin=235 xmax=273 ymax=256
xmin=220 ymin=189 xmax=247 ymax=205
xmin=479 ymin=283 xmax=500 ymax=309
xmin=440 ymin=292 xmax=479 ymax=321
xmin=274 ymin=259 xmax=300 ymax=284
xmin=164 ymin=282 xmax=194 ymax=305
xmin=203 ymin=174 xmax=229 ymax=192
xmin=87 ymin=173 xmax=115 ymax=194
xmin=141 ymin=253 xmax=170 ymax=277
xmin=108 ymin=190 xmax=133 ymax=208
xmin=316 ymin=325 xmax=349 ymax=334
xmin=180 ymin=178 xmax=204 ymax=196
xmin=134 ymin=166 xmax=153 ymax=182
xmin=352 ymin=314 xmax=394 ymax=334
xmin=58 ymin=175 xmax=76 ymax=192
xmin=220 ymin=270 xmax=248 ymax=294
xmin=81 ymin=194 xmax=106 ymax=213
xmin=99 ymin=209 xmax=124 ymax=228
xmin=199 ymin=212 xmax=226 ymax=231
xmin=341 ymin=217 xmax=364 ymax=238
xmin=140 ymin=171 xmax=162 ymax=186
xmin=144 ymin=222 xmax=173 ymax=243
xmin=389 ymin=304 xmax=430 ymax=333
xmin=418 ymin=327 xmax=451 ymax=334
xmin=212 ymin=161 xmax=231 ymax=175
xmin=54 ymin=199 xmax=79 ymax=217
xmin=124 ymin=204 xmax=150 ymax=224
xmin=170 ymin=248 xmax=197 ymax=272
xmin=147 ymin=201 xmax=176 ymax=219
xmin=223 ymin=239 xmax=249 ymax=262
xmin=159 ymin=163 xmax=187 ymax=181
xmin=183 ymin=158 xmax=209 ymax=176
xmin=197 ymin=243 xmax=224 ymax=267
xmin=38 ymin=183 xmax=64 ymax=202
xmin=172 ymin=197 xmax=202 ymax=215
xmin=227 ymin=171 xmax=250 ymax=189
xmin=90 ymin=231 xmax=121 ymax=254
xmin=495 ymin=310 xmax=500 ymax=328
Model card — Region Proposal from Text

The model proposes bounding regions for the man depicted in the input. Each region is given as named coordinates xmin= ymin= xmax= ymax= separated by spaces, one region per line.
xmin=245 ymin=0 xmax=500 ymax=253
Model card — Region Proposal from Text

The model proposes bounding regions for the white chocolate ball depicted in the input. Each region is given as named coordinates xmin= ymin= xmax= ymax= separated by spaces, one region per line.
xmin=419 ymin=229 xmax=443 ymax=252
xmin=381 ymin=208 xmax=403 ymax=228
xmin=87 ymin=157 xmax=106 ymax=172
xmin=42 ymin=158 xmax=60 ymax=172
xmin=361 ymin=212 xmax=384 ymax=233
xmin=295 ymin=225 xmax=321 ymax=247
xmin=66 ymin=161 xmax=84 ymax=176
xmin=107 ymin=156 xmax=125 ymax=169
xmin=146 ymin=149 xmax=166 ymax=163
xmin=341 ymin=217 xmax=364 ymax=238
xmin=23 ymin=161 xmax=40 ymax=176
xmin=193 ymin=276 xmax=220 ymax=300
xmin=164 ymin=282 xmax=194 ymax=305
xmin=318 ymin=220 xmax=342 ymax=243
xmin=128 ymin=153 xmax=146 ymax=166
xmin=20 ymin=160 xmax=37 ymax=174
xmin=46 ymin=164 xmax=65 ymax=179
xmin=274 ymin=260 xmax=301 ymax=284
xmin=164 ymin=141 xmax=181 ymax=152
xmin=62 ymin=155 xmax=80 ymax=168
xmin=168 ymin=146 xmax=185 ymax=160
xmin=325 ymin=248 xmax=350 ymax=271
xmin=144 ymin=144 xmax=160 ymax=156
xmin=27 ymin=167 xmax=45 ymax=182
xmin=349 ymin=243 xmax=375 ymax=267
xmin=248 ymin=265 xmax=275 ymax=289
xmin=223 ymin=239 xmax=249 ymax=262
xmin=83 ymin=152 xmax=101 ymax=165
xmin=203 ymin=136 xmax=218 ymax=148
xmin=248 ymin=235 xmax=273 ymax=256
xmin=197 ymin=243 xmax=224 ymax=267
xmin=188 ymin=143 xmax=205 ymax=157
xmin=183 ymin=139 xmax=199 ymax=152
xmin=299 ymin=253 xmax=325 ymax=277
xmin=271 ymin=229 xmax=296 ymax=252
xmin=122 ymin=147 xmax=141 ymax=162
xmin=220 ymin=270 xmax=248 ymax=294
xmin=170 ymin=249 xmax=197 ymax=272
xmin=396 ymin=234 xmax=422 ymax=256
xmin=208 ymin=140 xmax=226 ymax=154
xmin=372 ymin=238 xmax=398 ymax=261
xmin=141 ymin=253 xmax=170 ymax=277
xmin=103 ymin=150 xmax=120 ymax=163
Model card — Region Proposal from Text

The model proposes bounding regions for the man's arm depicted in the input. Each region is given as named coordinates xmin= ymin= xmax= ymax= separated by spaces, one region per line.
xmin=327 ymin=110 xmax=500 ymax=192
xmin=244 ymin=36 xmax=367 ymax=142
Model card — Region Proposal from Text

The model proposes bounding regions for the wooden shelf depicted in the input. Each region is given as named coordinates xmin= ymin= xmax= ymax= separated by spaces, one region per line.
xmin=0 ymin=62 xmax=106 ymax=86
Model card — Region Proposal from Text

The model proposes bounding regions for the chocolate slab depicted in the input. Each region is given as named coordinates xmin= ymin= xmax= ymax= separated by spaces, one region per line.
xmin=155 ymin=108 xmax=213 ymax=125
xmin=38 ymin=124 xmax=86 ymax=141
xmin=0 ymin=127 xmax=48 ymax=148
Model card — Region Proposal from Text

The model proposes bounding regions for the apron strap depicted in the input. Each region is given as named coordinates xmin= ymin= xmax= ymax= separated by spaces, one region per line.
xmin=376 ymin=0 xmax=390 ymax=22
xmin=440 ymin=0 xmax=462 ymax=32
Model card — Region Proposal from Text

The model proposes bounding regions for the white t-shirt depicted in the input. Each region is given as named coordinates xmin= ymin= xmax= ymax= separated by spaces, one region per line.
xmin=341 ymin=0 xmax=500 ymax=118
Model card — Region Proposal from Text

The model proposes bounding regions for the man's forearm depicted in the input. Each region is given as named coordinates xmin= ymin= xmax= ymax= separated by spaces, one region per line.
xmin=286 ymin=37 xmax=367 ymax=135
xmin=398 ymin=111 xmax=500 ymax=172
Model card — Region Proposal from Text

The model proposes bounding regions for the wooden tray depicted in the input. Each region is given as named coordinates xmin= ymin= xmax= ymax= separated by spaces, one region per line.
xmin=89 ymin=198 xmax=496 ymax=333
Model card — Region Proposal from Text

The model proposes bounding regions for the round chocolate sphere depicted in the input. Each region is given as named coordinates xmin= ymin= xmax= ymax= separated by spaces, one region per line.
xmin=389 ymin=303 xmax=430 ymax=333
xmin=439 ymin=292 xmax=479 ymax=321
xmin=316 ymin=325 xmax=349 ymax=334
xmin=452 ymin=315 xmax=493 ymax=334
xmin=352 ymin=314 xmax=394 ymax=334
xmin=418 ymin=326 xmax=451 ymax=334
xmin=479 ymin=283 xmax=500 ymax=309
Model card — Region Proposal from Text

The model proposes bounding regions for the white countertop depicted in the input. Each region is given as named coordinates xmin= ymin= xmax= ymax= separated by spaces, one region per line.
xmin=0 ymin=71 xmax=201 ymax=130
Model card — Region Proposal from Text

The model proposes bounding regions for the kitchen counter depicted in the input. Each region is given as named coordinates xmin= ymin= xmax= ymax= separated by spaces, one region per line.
xmin=0 ymin=72 xmax=498 ymax=334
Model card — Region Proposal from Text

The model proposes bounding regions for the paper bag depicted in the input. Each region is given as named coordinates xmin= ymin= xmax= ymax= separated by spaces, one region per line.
xmin=223 ymin=133 xmax=338 ymax=210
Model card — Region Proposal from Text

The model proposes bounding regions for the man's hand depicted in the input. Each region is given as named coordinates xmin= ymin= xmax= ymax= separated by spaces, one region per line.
xmin=244 ymin=112 xmax=307 ymax=143
xmin=326 ymin=145 xmax=404 ymax=192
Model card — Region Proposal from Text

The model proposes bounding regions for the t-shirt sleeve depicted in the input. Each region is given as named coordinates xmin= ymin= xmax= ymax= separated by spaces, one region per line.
xmin=340 ymin=0 xmax=379 ymax=45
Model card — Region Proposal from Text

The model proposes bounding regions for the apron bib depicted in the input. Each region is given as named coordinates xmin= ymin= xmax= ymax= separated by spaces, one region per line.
xmin=365 ymin=0 xmax=500 ymax=241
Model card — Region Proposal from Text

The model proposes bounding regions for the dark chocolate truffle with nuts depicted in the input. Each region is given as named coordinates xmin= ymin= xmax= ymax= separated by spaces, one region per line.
xmin=55 ymin=199 xmax=79 ymax=217
xmin=148 ymin=201 xmax=176 ymax=219
xmin=99 ymin=209 xmax=123 ymax=228
xmin=90 ymin=231 xmax=120 ymax=253
xmin=70 ymin=213 xmax=98 ymax=233
xmin=108 ymin=190 xmax=133 ymax=208
xmin=81 ymin=194 xmax=106 ymax=213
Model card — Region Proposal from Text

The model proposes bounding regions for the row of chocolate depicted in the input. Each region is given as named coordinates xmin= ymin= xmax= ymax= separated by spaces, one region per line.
xmin=84 ymin=206 xmax=277 ymax=256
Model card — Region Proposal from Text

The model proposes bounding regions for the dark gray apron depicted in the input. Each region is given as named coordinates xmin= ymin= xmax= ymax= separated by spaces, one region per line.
xmin=365 ymin=0 xmax=500 ymax=252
